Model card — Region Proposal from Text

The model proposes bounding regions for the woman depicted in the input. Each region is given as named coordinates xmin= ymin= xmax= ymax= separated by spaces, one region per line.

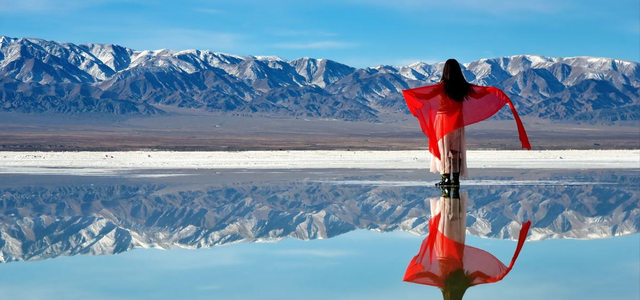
xmin=402 ymin=59 xmax=531 ymax=186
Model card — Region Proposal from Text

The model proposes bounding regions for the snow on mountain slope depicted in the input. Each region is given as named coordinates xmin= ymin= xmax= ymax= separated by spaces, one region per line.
xmin=0 ymin=35 xmax=638 ymax=122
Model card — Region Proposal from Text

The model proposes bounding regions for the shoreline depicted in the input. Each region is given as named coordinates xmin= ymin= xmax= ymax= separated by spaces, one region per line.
xmin=1 ymin=150 xmax=638 ymax=173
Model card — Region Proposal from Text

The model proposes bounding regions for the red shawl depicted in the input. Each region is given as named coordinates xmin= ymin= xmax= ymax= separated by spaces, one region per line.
xmin=403 ymin=213 xmax=532 ymax=287
xmin=402 ymin=83 xmax=531 ymax=160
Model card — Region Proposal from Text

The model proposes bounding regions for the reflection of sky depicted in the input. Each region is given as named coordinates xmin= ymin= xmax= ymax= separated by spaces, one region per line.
xmin=0 ymin=230 xmax=637 ymax=300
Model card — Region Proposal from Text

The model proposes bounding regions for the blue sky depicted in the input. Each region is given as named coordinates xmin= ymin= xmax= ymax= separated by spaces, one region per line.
xmin=0 ymin=0 xmax=638 ymax=67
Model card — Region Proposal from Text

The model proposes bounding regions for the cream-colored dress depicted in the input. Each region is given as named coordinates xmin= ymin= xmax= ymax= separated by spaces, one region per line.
xmin=430 ymin=113 xmax=468 ymax=178
xmin=430 ymin=192 xmax=467 ymax=246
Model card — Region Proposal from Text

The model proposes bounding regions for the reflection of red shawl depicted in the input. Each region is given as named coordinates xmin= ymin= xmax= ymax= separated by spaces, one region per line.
xmin=403 ymin=213 xmax=532 ymax=287
xmin=402 ymin=83 xmax=531 ymax=160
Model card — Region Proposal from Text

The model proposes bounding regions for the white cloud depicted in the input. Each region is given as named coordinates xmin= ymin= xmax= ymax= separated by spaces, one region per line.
xmin=0 ymin=0 xmax=127 ymax=13
xmin=195 ymin=8 xmax=223 ymax=14
xmin=454 ymin=0 xmax=568 ymax=14
xmin=391 ymin=58 xmax=441 ymax=66
xmin=273 ymin=40 xmax=356 ymax=49
xmin=342 ymin=0 xmax=569 ymax=15
xmin=122 ymin=28 xmax=246 ymax=52
xmin=268 ymin=29 xmax=338 ymax=37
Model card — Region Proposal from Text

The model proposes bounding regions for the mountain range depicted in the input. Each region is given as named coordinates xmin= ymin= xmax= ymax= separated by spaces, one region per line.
xmin=1 ymin=35 xmax=639 ymax=123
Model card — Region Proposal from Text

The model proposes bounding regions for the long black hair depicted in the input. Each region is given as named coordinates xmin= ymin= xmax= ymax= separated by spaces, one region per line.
xmin=440 ymin=59 xmax=470 ymax=102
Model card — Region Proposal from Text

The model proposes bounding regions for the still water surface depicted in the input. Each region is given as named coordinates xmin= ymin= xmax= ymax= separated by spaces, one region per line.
xmin=0 ymin=168 xmax=638 ymax=299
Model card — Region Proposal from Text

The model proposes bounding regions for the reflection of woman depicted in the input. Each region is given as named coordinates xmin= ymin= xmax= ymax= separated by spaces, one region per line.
xmin=404 ymin=188 xmax=531 ymax=300
xmin=432 ymin=187 xmax=469 ymax=300
xmin=402 ymin=59 xmax=531 ymax=186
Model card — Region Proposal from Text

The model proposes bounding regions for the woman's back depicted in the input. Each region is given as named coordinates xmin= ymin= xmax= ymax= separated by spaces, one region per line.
xmin=437 ymin=92 xmax=464 ymax=113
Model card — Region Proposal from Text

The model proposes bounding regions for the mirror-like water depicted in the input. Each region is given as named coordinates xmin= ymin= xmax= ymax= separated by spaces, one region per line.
xmin=0 ymin=168 xmax=638 ymax=299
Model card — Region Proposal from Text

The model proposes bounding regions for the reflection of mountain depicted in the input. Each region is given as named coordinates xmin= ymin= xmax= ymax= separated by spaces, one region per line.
xmin=0 ymin=171 xmax=637 ymax=262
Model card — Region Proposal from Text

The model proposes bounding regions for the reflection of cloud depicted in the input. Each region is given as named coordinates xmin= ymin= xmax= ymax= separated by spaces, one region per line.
xmin=196 ymin=285 xmax=221 ymax=291
xmin=113 ymin=249 xmax=248 ymax=271
xmin=629 ymin=21 xmax=640 ymax=35
xmin=0 ymin=285 xmax=116 ymax=300
xmin=274 ymin=249 xmax=354 ymax=258
xmin=619 ymin=259 xmax=640 ymax=275
xmin=273 ymin=41 xmax=355 ymax=49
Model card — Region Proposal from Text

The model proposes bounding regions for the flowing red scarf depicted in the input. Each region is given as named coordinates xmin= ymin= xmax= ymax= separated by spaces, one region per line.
xmin=403 ymin=213 xmax=532 ymax=287
xmin=402 ymin=83 xmax=531 ymax=160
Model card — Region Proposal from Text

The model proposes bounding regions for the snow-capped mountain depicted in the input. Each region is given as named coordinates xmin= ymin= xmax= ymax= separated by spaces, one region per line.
xmin=1 ymin=35 xmax=639 ymax=122
xmin=0 ymin=172 xmax=637 ymax=263
xmin=290 ymin=57 xmax=355 ymax=88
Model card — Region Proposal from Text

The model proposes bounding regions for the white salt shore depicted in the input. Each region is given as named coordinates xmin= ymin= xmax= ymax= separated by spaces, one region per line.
xmin=0 ymin=150 xmax=638 ymax=175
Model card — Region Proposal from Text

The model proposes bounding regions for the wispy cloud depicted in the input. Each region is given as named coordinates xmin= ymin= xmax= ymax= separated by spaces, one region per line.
xmin=0 ymin=0 xmax=125 ymax=13
xmin=269 ymin=29 xmax=338 ymax=37
xmin=194 ymin=8 xmax=224 ymax=14
xmin=392 ymin=58 xmax=441 ymax=66
xmin=454 ymin=0 xmax=569 ymax=14
xmin=343 ymin=0 xmax=570 ymax=15
xmin=269 ymin=28 xmax=350 ymax=51
xmin=122 ymin=28 xmax=246 ymax=52
xmin=273 ymin=40 xmax=356 ymax=49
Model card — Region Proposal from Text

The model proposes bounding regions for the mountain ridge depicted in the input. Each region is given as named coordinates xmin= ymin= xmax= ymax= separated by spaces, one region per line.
xmin=1 ymin=35 xmax=638 ymax=123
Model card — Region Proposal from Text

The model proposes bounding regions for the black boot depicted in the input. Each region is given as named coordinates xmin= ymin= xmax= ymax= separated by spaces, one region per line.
xmin=435 ymin=173 xmax=451 ymax=187
xmin=451 ymin=186 xmax=460 ymax=199
xmin=452 ymin=172 xmax=460 ymax=186
xmin=441 ymin=186 xmax=451 ymax=198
